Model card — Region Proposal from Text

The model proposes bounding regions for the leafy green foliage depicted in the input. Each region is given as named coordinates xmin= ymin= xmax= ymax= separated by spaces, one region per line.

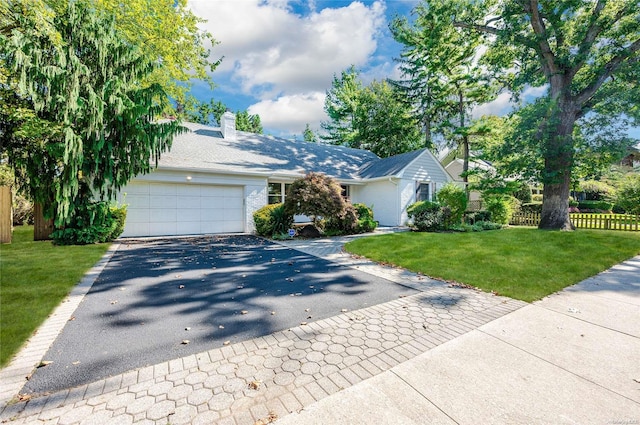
xmin=325 ymin=205 xmax=358 ymax=235
xmin=354 ymin=203 xmax=377 ymax=233
xmin=452 ymin=0 xmax=640 ymax=229
xmin=183 ymin=97 xmax=263 ymax=133
xmin=321 ymin=67 xmax=422 ymax=157
xmin=1 ymin=0 xmax=182 ymax=227
xmin=303 ymin=124 xmax=317 ymax=143
xmin=284 ymin=173 xmax=347 ymax=227
xmin=436 ymin=183 xmax=467 ymax=227
xmin=51 ymin=202 xmax=127 ymax=245
xmin=577 ymin=180 xmax=616 ymax=201
xmin=95 ymin=0 xmax=220 ymax=105
xmin=253 ymin=203 xmax=293 ymax=237
xmin=576 ymin=201 xmax=613 ymax=213
xmin=484 ymin=195 xmax=517 ymax=225
xmin=406 ymin=201 xmax=445 ymax=232
xmin=616 ymin=174 xmax=640 ymax=215
xmin=390 ymin=0 xmax=497 ymax=166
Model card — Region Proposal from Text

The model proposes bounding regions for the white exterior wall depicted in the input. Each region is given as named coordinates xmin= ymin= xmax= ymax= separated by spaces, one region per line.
xmin=399 ymin=179 xmax=416 ymax=226
xmin=400 ymin=151 xmax=451 ymax=184
xmin=351 ymin=180 xmax=400 ymax=226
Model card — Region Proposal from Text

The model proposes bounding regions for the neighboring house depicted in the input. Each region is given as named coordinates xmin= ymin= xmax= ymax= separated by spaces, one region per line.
xmin=444 ymin=158 xmax=494 ymax=204
xmin=620 ymin=145 xmax=640 ymax=169
xmin=117 ymin=113 xmax=451 ymax=237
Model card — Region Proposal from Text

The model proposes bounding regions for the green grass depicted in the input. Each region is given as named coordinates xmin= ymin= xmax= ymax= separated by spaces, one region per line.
xmin=0 ymin=226 xmax=110 ymax=367
xmin=345 ymin=227 xmax=640 ymax=302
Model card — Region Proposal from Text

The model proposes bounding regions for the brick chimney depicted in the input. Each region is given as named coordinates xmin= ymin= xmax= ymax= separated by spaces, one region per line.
xmin=221 ymin=111 xmax=236 ymax=140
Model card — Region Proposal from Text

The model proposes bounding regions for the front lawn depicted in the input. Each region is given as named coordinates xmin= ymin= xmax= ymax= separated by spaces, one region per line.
xmin=344 ymin=228 xmax=640 ymax=302
xmin=0 ymin=226 xmax=110 ymax=367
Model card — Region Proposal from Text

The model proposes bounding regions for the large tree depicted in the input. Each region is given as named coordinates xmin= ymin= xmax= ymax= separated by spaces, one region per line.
xmin=390 ymin=0 xmax=497 ymax=187
xmin=453 ymin=0 xmax=640 ymax=230
xmin=1 ymin=0 xmax=181 ymax=225
xmin=183 ymin=96 xmax=263 ymax=134
xmin=322 ymin=67 xmax=422 ymax=157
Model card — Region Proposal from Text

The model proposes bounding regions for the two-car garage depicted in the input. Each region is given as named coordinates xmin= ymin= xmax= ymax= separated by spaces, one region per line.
xmin=120 ymin=182 xmax=245 ymax=237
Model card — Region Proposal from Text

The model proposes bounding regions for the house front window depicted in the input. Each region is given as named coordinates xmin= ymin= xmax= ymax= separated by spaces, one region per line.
xmin=341 ymin=185 xmax=351 ymax=202
xmin=416 ymin=182 xmax=430 ymax=202
xmin=268 ymin=182 xmax=291 ymax=204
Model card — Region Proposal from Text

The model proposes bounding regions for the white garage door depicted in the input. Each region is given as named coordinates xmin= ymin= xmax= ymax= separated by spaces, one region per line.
xmin=121 ymin=182 xmax=244 ymax=237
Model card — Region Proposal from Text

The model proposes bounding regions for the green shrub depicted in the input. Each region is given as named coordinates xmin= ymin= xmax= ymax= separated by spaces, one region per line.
xmin=51 ymin=201 xmax=127 ymax=245
xmin=577 ymin=200 xmax=613 ymax=212
xmin=436 ymin=183 xmax=467 ymax=227
xmin=464 ymin=210 xmax=491 ymax=224
xmin=13 ymin=194 xmax=33 ymax=225
xmin=325 ymin=205 xmax=358 ymax=235
xmin=615 ymin=174 xmax=640 ymax=215
xmin=407 ymin=201 xmax=444 ymax=232
xmin=578 ymin=180 xmax=615 ymax=201
xmin=253 ymin=203 xmax=293 ymax=237
xmin=484 ymin=195 xmax=515 ymax=225
xmin=513 ymin=183 xmax=532 ymax=203
xmin=354 ymin=203 xmax=377 ymax=233
xmin=521 ymin=202 xmax=543 ymax=213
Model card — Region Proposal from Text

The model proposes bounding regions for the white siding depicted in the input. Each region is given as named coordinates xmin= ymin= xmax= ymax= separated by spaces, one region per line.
xmin=352 ymin=180 xmax=399 ymax=226
xmin=400 ymin=150 xmax=451 ymax=183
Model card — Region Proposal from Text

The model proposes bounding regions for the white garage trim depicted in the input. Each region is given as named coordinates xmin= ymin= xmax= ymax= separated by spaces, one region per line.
xmin=120 ymin=182 xmax=245 ymax=237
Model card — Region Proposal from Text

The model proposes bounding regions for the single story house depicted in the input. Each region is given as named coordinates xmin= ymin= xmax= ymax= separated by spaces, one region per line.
xmin=116 ymin=112 xmax=451 ymax=237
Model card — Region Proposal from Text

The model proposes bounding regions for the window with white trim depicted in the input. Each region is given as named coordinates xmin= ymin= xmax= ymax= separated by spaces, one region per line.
xmin=268 ymin=182 xmax=291 ymax=204
xmin=416 ymin=182 xmax=430 ymax=202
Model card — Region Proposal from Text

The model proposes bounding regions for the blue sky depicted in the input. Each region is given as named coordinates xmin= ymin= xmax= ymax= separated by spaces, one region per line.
xmin=187 ymin=0 xmax=640 ymax=142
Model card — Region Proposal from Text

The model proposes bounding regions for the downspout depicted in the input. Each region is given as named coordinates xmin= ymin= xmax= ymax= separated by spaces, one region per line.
xmin=388 ymin=177 xmax=399 ymax=226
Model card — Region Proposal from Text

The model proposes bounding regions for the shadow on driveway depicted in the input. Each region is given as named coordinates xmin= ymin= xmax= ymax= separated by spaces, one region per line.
xmin=23 ymin=235 xmax=417 ymax=394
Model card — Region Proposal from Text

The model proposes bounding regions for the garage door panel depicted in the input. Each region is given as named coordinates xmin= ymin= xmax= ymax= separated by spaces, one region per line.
xmin=223 ymin=209 xmax=243 ymax=221
xmin=126 ymin=208 xmax=150 ymax=223
xmin=177 ymin=196 xmax=201 ymax=209
xmin=205 ymin=209 xmax=225 ymax=221
xmin=200 ymin=197 xmax=224 ymax=209
xmin=177 ymin=222 xmax=201 ymax=235
xmin=149 ymin=222 xmax=177 ymax=236
xmin=123 ymin=183 xmax=150 ymax=195
xmin=150 ymin=184 xmax=175 ymax=195
xmin=181 ymin=209 xmax=201 ymax=221
xmin=150 ymin=195 xmax=177 ymax=208
xmin=224 ymin=197 xmax=243 ymax=209
xmin=121 ymin=183 xmax=245 ymax=237
xmin=124 ymin=222 xmax=149 ymax=236
xmin=177 ymin=185 xmax=201 ymax=196
xmin=125 ymin=194 xmax=150 ymax=209
xmin=150 ymin=209 xmax=177 ymax=222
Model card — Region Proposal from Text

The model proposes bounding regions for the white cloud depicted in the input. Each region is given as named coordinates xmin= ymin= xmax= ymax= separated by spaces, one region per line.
xmin=247 ymin=92 xmax=328 ymax=135
xmin=188 ymin=0 xmax=386 ymax=99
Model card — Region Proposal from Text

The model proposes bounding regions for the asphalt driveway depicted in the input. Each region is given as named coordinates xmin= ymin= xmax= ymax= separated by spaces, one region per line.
xmin=22 ymin=235 xmax=416 ymax=394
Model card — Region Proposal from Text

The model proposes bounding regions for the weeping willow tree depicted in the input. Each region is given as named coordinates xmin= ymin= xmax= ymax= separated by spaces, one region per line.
xmin=1 ymin=0 xmax=182 ymax=226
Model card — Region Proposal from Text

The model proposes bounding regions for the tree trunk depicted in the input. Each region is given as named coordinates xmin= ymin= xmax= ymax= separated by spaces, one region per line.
xmin=539 ymin=100 xmax=577 ymax=230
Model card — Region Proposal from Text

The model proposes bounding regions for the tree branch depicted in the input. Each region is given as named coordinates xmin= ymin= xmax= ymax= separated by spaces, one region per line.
xmin=575 ymin=39 xmax=640 ymax=106
xmin=568 ymin=0 xmax=616 ymax=81
xmin=523 ymin=0 xmax=559 ymax=78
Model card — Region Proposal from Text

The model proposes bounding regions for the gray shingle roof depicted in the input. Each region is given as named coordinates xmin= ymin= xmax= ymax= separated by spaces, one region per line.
xmin=158 ymin=122 xmax=423 ymax=181
xmin=357 ymin=149 xmax=428 ymax=178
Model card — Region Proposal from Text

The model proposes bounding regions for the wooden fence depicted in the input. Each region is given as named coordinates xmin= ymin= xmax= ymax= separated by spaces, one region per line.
xmin=510 ymin=212 xmax=640 ymax=231
xmin=0 ymin=186 xmax=11 ymax=243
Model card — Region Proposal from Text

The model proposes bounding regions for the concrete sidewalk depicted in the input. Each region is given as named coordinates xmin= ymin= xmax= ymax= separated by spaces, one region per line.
xmin=276 ymin=256 xmax=640 ymax=425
